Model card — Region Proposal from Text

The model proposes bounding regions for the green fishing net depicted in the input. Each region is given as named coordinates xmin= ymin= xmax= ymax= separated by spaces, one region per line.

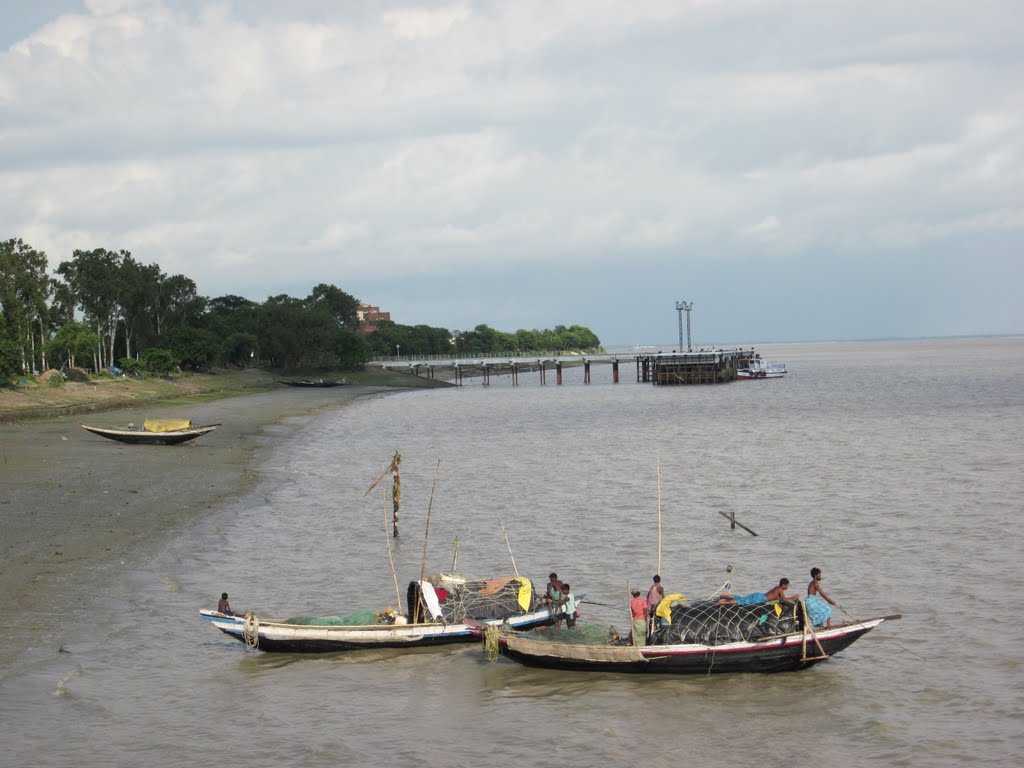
xmin=283 ymin=610 xmax=379 ymax=626
xmin=525 ymin=622 xmax=622 ymax=645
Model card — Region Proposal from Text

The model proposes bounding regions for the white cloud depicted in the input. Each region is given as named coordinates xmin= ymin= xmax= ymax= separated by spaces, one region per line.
xmin=0 ymin=0 xmax=1021 ymax=302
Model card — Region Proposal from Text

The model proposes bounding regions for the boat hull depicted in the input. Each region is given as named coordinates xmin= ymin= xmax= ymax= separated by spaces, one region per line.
xmin=81 ymin=425 xmax=218 ymax=445
xmin=498 ymin=618 xmax=887 ymax=675
xmin=201 ymin=608 xmax=555 ymax=653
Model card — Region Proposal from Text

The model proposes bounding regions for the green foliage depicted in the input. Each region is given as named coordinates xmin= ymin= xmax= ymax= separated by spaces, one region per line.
xmin=0 ymin=315 xmax=20 ymax=380
xmin=451 ymin=323 xmax=600 ymax=356
xmin=306 ymin=283 xmax=359 ymax=329
xmin=223 ymin=332 xmax=258 ymax=366
xmin=334 ymin=329 xmax=370 ymax=370
xmin=169 ymin=326 xmax=219 ymax=371
xmin=47 ymin=373 xmax=65 ymax=388
xmin=46 ymin=321 xmax=100 ymax=370
xmin=140 ymin=347 xmax=177 ymax=375
xmin=1 ymin=238 xmax=52 ymax=374
xmin=118 ymin=357 xmax=143 ymax=376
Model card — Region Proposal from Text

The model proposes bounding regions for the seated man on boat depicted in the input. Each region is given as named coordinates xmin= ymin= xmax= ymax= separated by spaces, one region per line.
xmin=217 ymin=592 xmax=236 ymax=616
xmin=721 ymin=577 xmax=798 ymax=605
xmin=806 ymin=567 xmax=837 ymax=627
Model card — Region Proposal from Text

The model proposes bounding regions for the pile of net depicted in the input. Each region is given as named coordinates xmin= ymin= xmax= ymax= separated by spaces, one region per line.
xmin=439 ymin=576 xmax=535 ymax=623
xmin=649 ymin=599 xmax=802 ymax=646
xmin=283 ymin=610 xmax=379 ymax=626
xmin=526 ymin=622 xmax=620 ymax=645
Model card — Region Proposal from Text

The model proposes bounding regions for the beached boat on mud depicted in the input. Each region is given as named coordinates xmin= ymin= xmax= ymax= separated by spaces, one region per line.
xmin=81 ymin=419 xmax=218 ymax=445
xmin=279 ymin=378 xmax=348 ymax=388
xmin=201 ymin=575 xmax=557 ymax=653
xmin=737 ymin=359 xmax=787 ymax=379
xmin=488 ymin=598 xmax=898 ymax=675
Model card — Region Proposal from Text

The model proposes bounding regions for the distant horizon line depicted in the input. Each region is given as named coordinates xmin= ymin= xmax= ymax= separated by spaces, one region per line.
xmin=601 ymin=332 xmax=1024 ymax=349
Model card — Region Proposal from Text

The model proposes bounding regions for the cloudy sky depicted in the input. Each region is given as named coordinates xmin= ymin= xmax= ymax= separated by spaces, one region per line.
xmin=2 ymin=0 xmax=1021 ymax=344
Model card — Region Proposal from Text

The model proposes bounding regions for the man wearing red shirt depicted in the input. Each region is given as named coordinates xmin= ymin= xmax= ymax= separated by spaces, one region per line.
xmin=629 ymin=589 xmax=648 ymax=647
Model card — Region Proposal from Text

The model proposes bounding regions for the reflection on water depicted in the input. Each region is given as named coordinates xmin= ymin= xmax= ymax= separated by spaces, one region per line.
xmin=2 ymin=338 xmax=1023 ymax=767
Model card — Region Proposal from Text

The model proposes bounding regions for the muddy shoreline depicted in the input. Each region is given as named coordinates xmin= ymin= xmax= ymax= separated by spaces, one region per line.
xmin=0 ymin=385 xmax=405 ymax=669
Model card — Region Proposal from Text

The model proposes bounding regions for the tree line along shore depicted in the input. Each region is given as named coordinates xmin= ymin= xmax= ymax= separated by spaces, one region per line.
xmin=0 ymin=237 xmax=602 ymax=384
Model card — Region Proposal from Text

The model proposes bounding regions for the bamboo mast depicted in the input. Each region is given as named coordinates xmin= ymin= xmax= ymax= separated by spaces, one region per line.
xmin=417 ymin=459 xmax=442 ymax=585
xmin=501 ymin=520 xmax=520 ymax=578
xmin=656 ymin=458 xmax=663 ymax=576
xmin=383 ymin=489 xmax=402 ymax=612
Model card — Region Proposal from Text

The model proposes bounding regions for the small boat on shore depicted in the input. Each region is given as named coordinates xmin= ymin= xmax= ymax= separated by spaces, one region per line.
xmin=279 ymin=378 xmax=348 ymax=388
xmin=201 ymin=575 xmax=557 ymax=653
xmin=488 ymin=599 xmax=898 ymax=675
xmin=737 ymin=358 xmax=787 ymax=380
xmin=81 ymin=420 xmax=219 ymax=445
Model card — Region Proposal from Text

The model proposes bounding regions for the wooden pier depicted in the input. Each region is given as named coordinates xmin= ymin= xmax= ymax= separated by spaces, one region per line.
xmin=370 ymin=348 xmax=757 ymax=386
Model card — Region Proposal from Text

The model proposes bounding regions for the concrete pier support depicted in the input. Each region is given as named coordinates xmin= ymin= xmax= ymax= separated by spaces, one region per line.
xmin=556 ymin=362 xmax=563 ymax=385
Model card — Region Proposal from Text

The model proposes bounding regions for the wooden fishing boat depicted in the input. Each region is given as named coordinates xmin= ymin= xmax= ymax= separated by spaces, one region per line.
xmin=81 ymin=422 xmax=219 ymax=445
xmin=488 ymin=603 xmax=899 ymax=675
xmin=279 ymin=378 xmax=348 ymax=388
xmin=200 ymin=575 xmax=557 ymax=653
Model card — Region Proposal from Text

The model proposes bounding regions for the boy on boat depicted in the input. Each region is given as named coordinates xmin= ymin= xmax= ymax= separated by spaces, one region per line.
xmin=559 ymin=583 xmax=579 ymax=628
xmin=544 ymin=572 xmax=563 ymax=610
xmin=806 ymin=567 xmax=837 ymax=627
xmin=629 ymin=589 xmax=647 ymax=647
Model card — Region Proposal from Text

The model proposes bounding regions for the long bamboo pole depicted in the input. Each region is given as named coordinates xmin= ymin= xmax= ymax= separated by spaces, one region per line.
xmin=656 ymin=459 xmax=663 ymax=575
xmin=501 ymin=520 xmax=520 ymax=578
xmin=383 ymin=489 xmax=402 ymax=612
xmin=417 ymin=459 xmax=442 ymax=586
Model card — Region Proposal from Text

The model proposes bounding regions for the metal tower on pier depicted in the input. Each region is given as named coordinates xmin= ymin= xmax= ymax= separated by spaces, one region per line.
xmin=675 ymin=300 xmax=694 ymax=352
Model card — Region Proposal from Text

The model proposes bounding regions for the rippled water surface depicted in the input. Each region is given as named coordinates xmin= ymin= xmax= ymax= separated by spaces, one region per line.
xmin=3 ymin=338 xmax=1024 ymax=767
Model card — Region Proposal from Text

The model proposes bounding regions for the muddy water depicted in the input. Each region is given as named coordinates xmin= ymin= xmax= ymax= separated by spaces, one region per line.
xmin=2 ymin=338 xmax=1022 ymax=767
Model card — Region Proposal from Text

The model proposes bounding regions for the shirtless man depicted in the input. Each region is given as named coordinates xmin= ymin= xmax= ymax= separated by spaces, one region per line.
xmin=763 ymin=578 xmax=798 ymax=602
xmin=806 ymin=567 xmax=838 ymax=627
xmin=217 ymin=592 xmax=235 ymax=616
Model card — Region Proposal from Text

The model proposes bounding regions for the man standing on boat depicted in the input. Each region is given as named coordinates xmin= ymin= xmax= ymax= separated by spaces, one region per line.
xmin=544 ymin=572 xmax=563 ymax=610
xmin=629 ymin=589 xmax=647 ymax=646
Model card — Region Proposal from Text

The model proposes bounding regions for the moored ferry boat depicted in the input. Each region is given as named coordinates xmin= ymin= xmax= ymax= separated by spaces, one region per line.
xmin=737 ymin=358 xmax=787 ymax=379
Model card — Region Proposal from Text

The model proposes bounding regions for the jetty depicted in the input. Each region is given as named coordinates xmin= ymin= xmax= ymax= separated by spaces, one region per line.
xmin=368 ymin=348 xmax=759 ymax=386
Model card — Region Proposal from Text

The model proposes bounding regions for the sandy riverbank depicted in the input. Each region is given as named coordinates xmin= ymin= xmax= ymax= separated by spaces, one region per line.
xmin=0 ymin=384 xmax=412 ymax=668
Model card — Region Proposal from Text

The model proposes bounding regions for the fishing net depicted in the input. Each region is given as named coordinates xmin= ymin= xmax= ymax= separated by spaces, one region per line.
xmin=649 ymin=599 xmax=802 ymax=646
xmin=438 ymin=577 xmax=536 ymax=623
xmin=525 ymin=622 xmax=620 ymax=645
xmin=283 ymin=610 xmax=379 ymax=626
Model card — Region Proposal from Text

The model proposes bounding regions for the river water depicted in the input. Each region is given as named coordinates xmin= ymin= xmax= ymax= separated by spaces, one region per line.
xmin=2 ymin=338 xmax=1023 ymax=767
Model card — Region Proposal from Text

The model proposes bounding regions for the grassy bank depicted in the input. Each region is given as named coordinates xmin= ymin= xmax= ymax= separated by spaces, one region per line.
xmin=0 ymin=367 xmax=450 ymax=422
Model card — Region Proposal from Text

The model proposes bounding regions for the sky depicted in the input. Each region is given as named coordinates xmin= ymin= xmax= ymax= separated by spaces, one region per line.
xmin=1 ymin=0 xmax=1021 ymax=345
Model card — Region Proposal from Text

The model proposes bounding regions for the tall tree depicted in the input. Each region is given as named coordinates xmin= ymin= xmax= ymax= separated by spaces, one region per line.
xmin=57 ymin=249 xmax=124 ymax=370
xmin=306 ymin=283 xmax=359 ymax=329
xmin=0 ymin=238 xmax=51 ymax=373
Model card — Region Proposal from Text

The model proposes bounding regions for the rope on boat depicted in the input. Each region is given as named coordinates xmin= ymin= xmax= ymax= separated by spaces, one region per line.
xmin=483 ymin=625 xmax=501 ymax=662
xmin=243 ymin=611 xmax=260 ymax=650
xmin=799 ymin=599 xmax=828 ymax=662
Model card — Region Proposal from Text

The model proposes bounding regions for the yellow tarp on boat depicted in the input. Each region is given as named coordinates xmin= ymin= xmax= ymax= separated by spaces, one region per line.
xmin=656 ymin=593 xmax=687 ymax=620
xmin=515 ymin=577 xmax=533 ymax=611
xmin=143 ymin=419 xmax=193 ymax=433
